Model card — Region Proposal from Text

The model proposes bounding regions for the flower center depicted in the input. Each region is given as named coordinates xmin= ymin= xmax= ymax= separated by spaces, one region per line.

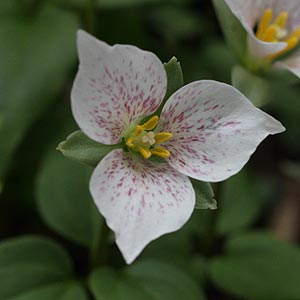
xmin=125 ymin=116 xmax=172 ymax=159
xmin=256 ymin=9 xmax=300 ymax=60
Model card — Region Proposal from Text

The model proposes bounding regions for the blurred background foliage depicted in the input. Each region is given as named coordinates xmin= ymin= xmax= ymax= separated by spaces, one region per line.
xmin=0 ymin=0 xmax=300 ymax=299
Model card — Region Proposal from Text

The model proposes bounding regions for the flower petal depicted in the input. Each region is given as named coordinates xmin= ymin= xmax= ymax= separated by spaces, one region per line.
xmin=90 ymin=149 xmax=195 ymax=264
xmin=265 ymin=0 xmax=300 ymax=31
xmin=224 ymin=0 xmax=299 ymax=58
xmin=225 ymin=0 xmax=300 ymax=32
xmin=248 ymin=35 xmax=287 ymax=59
xmin=224 ymin=0 xmax=266 ymax=32
xmin=71 ymin=30 xmax=167 ymax=145
xmin=274 ymin=51 xmax=300 ymax=78
xmin=159 ymin=80 xmax=285 ymax=182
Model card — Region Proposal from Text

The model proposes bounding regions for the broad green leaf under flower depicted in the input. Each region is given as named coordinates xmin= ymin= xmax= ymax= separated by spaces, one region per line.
xmin=0 ymin=5 xmax=78 ymax=182
xmin=89 ymin=260 xmax=205 ymax=300
xmin=69 ymin=30 xmax=285 ymax=264
xmin=210 ymin=232 xmax=300 ymax=299
xmin=0 ymin=236 xmax=87 ymax=300
xmin=216 ymin=170 xmax=277 ymax=235
xmin=37 ymin=150 xmax=102 ymax=249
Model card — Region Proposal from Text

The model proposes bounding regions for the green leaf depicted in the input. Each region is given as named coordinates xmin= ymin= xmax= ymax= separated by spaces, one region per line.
xmin=8 ymin=283 xmax=87 ymax=300
xmin=138 ymin=217 xmax=208 ymax=286
xmin=89 ymin=260 xmax=205 ymax=300
xmin=163 ymin=57 xmax=184 ymax=101
xmin=140 ymin=229 xmax=193 ymax=265
xmin=186 ymin=256 xmax=208 ymax=285
xmin=0 ymin=235 xmax=87 ymax=300
xmin=190 ymin=179 xmax=217 ymax=210
xmin=212 ymin=0 xmax=247 ymax=63
xmin=0 ymin=5 xmax=78 ymax=181
xmin=127 ymin=260 xmax=205 ymax=300
xmin=89 ymin=268 xmax=154 ymax=300
xmin=0 ymin=236 xmax=72 ymax=273
xmin=57 ymin=130 xmax=119 ymax=168
xmin=36 ymin=150 xmax=102 ymax=248
xmin=216 ymin=170 xmax=276 ymax=235
xmin=232 ymin=65 xmax=272 ymax=107
xmin=209 ymin=232 xmax=300 ymax=299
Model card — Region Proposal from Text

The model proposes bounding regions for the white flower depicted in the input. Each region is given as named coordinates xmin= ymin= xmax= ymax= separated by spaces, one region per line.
xmin=224 ymin=0 xmax=300 ymax=77
xmin=71 ymin=30 xmax=285 ymax=264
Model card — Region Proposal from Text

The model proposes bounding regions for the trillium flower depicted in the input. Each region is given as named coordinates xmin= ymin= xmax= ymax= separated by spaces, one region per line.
xmin=71 ymin=30 xmax=285 ymax=264
xmin=224 ymin=0 xmax=300 ymax=77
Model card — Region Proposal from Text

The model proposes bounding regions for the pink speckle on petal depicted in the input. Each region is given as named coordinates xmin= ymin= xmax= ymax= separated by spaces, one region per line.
xmin=159 ymin=80 xmax=284 ymax=182
xmin=71 ymin=30 xmax=167 ymax=145
xmin=71 ymin=31 xmax=285 ymax=266
xmin=90 ymin=149 xmax=195 ymax=264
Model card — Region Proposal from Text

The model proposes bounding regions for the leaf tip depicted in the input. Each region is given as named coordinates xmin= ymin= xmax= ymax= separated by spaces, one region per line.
xmin=56 ymin=141 xmax=65 ymax=153
xmin=165 ymin=56 xmax=179 ymax=65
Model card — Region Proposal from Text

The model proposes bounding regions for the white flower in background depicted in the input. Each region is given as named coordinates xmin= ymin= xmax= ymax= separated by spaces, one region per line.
xmin=224 ymin=0 xmax=300 ymax=77
xmin=71 ymin=30 xmax=285 ymax=264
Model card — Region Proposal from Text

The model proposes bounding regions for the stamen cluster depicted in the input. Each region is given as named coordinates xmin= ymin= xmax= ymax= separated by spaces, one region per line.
xmin=125 ymin=116 xmax=172 ymax=159
xmin=256 ymin=9 xmax=300 ymax=60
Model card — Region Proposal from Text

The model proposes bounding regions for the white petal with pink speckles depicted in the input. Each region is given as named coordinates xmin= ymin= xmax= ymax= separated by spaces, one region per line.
xmin=90 ymin=149 xmax=195 ymax=264
xmin=159 ymin=80 xmax=285 ymax=182
xmin=71 ymin=30 xmax=167 ymax=145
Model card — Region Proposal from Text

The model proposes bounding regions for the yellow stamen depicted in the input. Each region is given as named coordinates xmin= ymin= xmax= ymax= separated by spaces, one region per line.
xmin=261 ymin=25 xmax=277 ymax=42
xmin=274 ymin=11 xmax=288 ymax=28
xmin=141 ymin=116 xmax=159 ymax=131
xmin=134 ymin=125 xmax=143 ymax=136
xmin=134 ymin=116 xmax=159 ymax=136
xmin=154 ymin=132 xmax=173 ymax=144
xmin=138 ymin=147 xmax=152 ymax=159
xmin=150 ymin=146 xmax=170 ymax=159
xmin=125 ymin=137 xmax=135 ymax=149
xmin=256 ymin=9 xmax=300 ymax=60
xmin=256 ymin=9 xmax=273 ymax=39
xmin=268 ymin=37 xmax=299 ymax=60
xmin=125 ymin=115 xmax=172 ymax=159
xmin=286 ymin=28 xmax=300 ymax=40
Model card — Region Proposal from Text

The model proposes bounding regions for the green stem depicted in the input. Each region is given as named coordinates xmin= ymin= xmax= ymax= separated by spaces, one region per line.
xmin=203 ymin=182 xmax=223 ymax=256
xmin=90 ymin=221 xmax=110 ymax=267
xmin=211 ymin=181 xmax=223 ymax=232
